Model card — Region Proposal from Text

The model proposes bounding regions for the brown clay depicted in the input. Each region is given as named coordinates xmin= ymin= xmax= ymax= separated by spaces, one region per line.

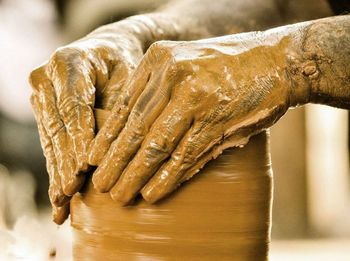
xmin=90 ymin=15 xmax=350 ymax=206
xmin=29 ymin=0 xmax=284 ymax=224
xmin=71 ymin=111 xmax=272 ymax=260
xmin=29 ymin=0 xmax=349 ymax=224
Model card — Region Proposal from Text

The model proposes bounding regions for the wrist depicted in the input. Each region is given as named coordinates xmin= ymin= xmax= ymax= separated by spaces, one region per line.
xmin=222 ymin=28 xmax=311 ymax=108
xmin=261 ymin=23 xmax=315 ymax=107
xmin=285 ymin=55 xmax=313 ymax=107
xmin=283 ymin=16 xmax=350 ymax=108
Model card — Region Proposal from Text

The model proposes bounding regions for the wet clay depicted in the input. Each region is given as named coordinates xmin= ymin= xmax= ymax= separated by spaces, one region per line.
xmin=29 ymin=10 xmax=197 ymax=224
xmin=29 ymin=0 xmax=291 ymax=211
xmin=30 ymin=8 xmax=350 ymax=224
xmin=71 ymin=111 xmax=272 ymax=260
xmin=89 ymin=24 xmax=294 ymax=205
xmin=90 ymin=15 xmax=350 ymax=207
xmin=30 ymin=0 xmax=275 ymax=223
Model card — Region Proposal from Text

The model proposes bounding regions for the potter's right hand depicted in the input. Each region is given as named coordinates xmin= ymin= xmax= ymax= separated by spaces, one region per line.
xmin=29 ymin=18 xmax=149 ymax=224
xmin=88 ymin=34 xmax=296 ymax=204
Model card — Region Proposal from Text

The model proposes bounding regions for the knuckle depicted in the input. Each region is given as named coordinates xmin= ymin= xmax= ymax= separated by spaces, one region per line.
xmin=149 ymin=41 xmax=172 ymax=52
xmin=59 ymin=96 xmax=78 ymax=113
xmin=147 ymin=41 xmax=176 ymax=62
xmin=130 ymin=118 xmax=146 ymax=138
xmin=145 ymin=136 xmax=171 ymax=159
xmin=126 ymin=115 xmax=146 ymax=141
xmin=183 ymin=150 xmax=197 ymax=165
xmin=178 ymin=139 xmax=201 ymax=166
xmin=59 ymin=99 xmax=80 ymax=123
xmin=51 ymin=46 xmax=83 ymax=62
xmin=29 ymin=65 xmax=47 ymax=91
xmin=49 ymin=47 xmax=95 ymax=96
xmin=50 ymin=49 xmax=66 ymax=65
xmin=173 ymin=60 xmax=196 ymax=76
xmin=48 ymin=47 xmax=84 ymax=75
xmin=43 ymin=111 xmax=65 ymax=138
xmin=49 ymin=123 xmax=65 ymax=140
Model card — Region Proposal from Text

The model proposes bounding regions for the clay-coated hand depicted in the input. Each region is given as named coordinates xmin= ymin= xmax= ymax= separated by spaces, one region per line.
xmin=90 ymin=34 xmax=294 ymax=204
xmin=29 ymin=25 xmax=143 ymax=224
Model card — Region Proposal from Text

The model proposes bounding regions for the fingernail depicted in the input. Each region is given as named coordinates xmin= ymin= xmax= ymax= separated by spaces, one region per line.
xmin=92 ymin=173 xmax=110 ymax=193
xmin=52 ymin=193 xmax=70 ymax=207
xmin=110 ymin=186 xmax=132 ymax=206
xmin=141 ymin=185 xmax=158 ymax=203
xmin=61 ymin=175 xmax=84 ymax=196
xmin=52 ymin=205 xmax=69 ymax=225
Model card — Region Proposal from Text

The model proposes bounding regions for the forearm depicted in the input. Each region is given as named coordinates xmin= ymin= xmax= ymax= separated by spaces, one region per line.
xmin=85 ymin=0 xmax=284 ymax=52
xmin=79 ymin=0 xmax=335 ymax=57
xmin=185 ymin=15 xmax=350 ymax=108
xmin=159 ymin=0 xmax=284 ymax=37
xmin=284 ymin=15 xmax=350 ymax=108
xmin=216 ymin=14 xmax=350 ymax=108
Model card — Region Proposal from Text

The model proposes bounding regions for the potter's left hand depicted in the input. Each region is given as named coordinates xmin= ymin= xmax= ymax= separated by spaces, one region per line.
xmin=91 ymin=33 xmax=299 ymax=204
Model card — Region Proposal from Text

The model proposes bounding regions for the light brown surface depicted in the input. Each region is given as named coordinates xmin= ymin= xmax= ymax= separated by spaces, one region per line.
xmin=28 ymin=0 xmax=278 ymax=224
xmin=90 ymin=16 xmax=350 ymax=207
xmin=71 ymin=131 xmax=272 ymax=260
xmin=30 ymin=9 xmax=350 ymax=225
xmin=90 ymin=28 xmax=292 ymax=205
xmin=28 ymin=7 xmax=200 ymax=224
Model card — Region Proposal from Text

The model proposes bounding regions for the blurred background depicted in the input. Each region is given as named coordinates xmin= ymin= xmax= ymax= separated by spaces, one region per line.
xmin=0 ymin=0 xmax=349 ymax=260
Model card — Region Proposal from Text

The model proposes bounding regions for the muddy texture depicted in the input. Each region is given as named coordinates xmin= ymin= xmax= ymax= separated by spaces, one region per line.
xmin=89 ymin=16 xmax=350 ymax=206
xmin=29 ymin=0 xmax=289 ymax=224
xmin=71 ymin=131 xmax=272 ymax=261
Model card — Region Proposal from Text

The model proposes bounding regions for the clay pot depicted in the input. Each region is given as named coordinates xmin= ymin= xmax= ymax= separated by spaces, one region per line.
xmin=70 ymin=110 xmax=272 ymax=260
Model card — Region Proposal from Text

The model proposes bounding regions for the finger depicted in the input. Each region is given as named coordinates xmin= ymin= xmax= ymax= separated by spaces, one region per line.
xmin=60 ymin=97 xmax=94 ymax=173
xmin=141 ymin=121 xmax=223 ymax=203
xmin=31 ymin=95 xmax=70 ymax=206
xmin=51 ymin=126 xmax=84 ymax=195
xmin=141 ymin=98 xmax=284 ymax=203
xmin=109 ymin=103 xmax=192 ymax=204
xmin=53 ymin=63 xmax=95 ymax=173
xmin=92 ymin=71 xmax=172 ymax=192
xmin=52 ymin=203 xmax=70 ymax=225
xmin=88 ymin=58 xmax=152 ymax=166
xmin=30 ymin=67 xmax=83 ymax=196
xmin=97 ymin=62 xmax=133 ymax=110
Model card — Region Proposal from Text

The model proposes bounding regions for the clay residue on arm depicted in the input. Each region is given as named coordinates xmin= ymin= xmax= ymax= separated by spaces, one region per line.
xmin=87 ymin=0 xmax=290 ymax=166
xmin=297 ymin=16 xmax=350 ymax=108
xmin=91 ymin=28 xmax=296 ymax=204
xmin=265 ymin=15 xmax=350 ymax=108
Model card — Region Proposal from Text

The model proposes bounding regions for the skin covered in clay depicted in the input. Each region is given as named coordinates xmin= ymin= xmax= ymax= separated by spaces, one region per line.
xmin=29 ymin=0 xmax=288 ymax=224
xmin=71 ymin=110 xmax=273 ymax=260
xmin=90 ymin=15 xmax=350 ymax=205
xmin=28 ymin=13 xmax=188 ymax=223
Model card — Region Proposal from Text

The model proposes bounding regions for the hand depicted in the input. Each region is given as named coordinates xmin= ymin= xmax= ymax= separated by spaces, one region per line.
xmin=90 ymin=33 xmax=297 ymax=205
xmin=29 ymin=21 xmax=144 ymax=224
